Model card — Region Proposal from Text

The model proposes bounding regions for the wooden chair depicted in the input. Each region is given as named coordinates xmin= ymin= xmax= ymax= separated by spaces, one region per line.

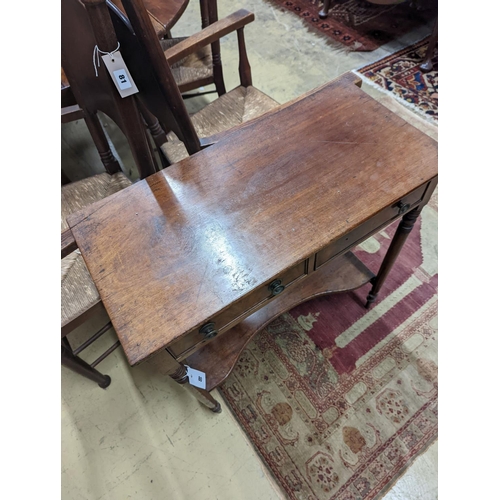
xmin=105 ymin=0 xmax=279 ymax=164
xmin=109 ymin=0 xmax=227 ymax=98
xmin=61 ymin=0 xmax=164 ymax=387
xmin=62 ymin=0 xmax=160 ymax=177
xmin=61 ymin=173 xmax=132 ymax=388
xmin=158 ymin=0 xmax=227 ymax=98
xmin=61 ymin=67 xmax=124 ymax=177
xmin=61 ymin=0 xmax=227 ymax=179
xmin=112 ymin=0 xmax=189 ymax=39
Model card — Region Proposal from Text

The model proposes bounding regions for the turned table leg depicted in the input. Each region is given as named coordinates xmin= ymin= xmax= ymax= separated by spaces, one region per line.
xmin=169 ymin=364 xmax=222 ymax=413
xmin=319 ymin=0 xmax=332 ymax=19
xmin=61 ymin=339 xmax=111 ymax=388
xmin=365 ymin=207 xmax=422 ymax=309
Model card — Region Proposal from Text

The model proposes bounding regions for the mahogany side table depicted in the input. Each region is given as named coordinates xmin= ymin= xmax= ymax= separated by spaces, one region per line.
xmin=68 ymin=73 xmax=438 ymax=412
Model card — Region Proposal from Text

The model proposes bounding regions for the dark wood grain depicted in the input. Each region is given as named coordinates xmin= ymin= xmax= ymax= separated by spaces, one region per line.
xmin=68 ymin=73 xmax=437 ymax=367
xmin=83 ymin=112 xmax=122 ymax=174
xmin=314 ymin=181 xmax=430 ymax=270
xmin=113 ymin=0 xmax=189 ymax=33
xmin=62 ymin=0 xmax=158 ymax=178
xmin=105 ymin=0 xmax=257 ymax=152
xmin=205 ymin=0 xmax=225 ymax=96
xmin=117 ymin=0 xmax=202 ymax=155
xmin=366 ymin=205 xmax=421 ymax=307
xmin=185 ymin=251 xmax=374 ymax=391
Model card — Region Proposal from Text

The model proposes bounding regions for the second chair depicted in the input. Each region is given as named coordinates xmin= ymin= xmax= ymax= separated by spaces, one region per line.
xmin=103 ymin=0 xmax=279 ymax=163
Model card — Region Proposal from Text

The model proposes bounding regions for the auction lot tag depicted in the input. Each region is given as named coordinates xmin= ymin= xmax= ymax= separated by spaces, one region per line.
xmin=101 ymin=51 xmax=138 ymax=98
xmin=186 ymin=366 xmax=207 ymax=390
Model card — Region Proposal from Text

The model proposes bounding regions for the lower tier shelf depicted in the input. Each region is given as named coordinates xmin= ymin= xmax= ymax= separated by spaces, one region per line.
xmin=184 ymin=251 xmax=374 ymax=392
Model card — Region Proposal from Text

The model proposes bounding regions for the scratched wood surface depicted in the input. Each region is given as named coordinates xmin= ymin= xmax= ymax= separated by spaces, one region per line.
xmin=68 ymin=73 xmax=438 ymax=366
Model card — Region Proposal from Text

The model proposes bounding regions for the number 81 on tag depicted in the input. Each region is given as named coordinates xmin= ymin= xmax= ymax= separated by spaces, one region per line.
xmin=113 ymin=69 xmax=132 ymax=90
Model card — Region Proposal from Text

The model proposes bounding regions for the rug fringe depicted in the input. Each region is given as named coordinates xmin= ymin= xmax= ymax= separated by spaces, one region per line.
xmin=352 ymin=69 xmax=437 ymax=124
xmin=354 ymin=34 xmax=431 ymax=70
xmin=265 ymin=0 xmax=358 ymax=54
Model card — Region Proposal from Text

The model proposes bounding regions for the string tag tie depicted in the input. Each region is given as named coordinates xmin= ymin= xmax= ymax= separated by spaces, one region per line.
xmin=93 ymin=42 xmax=121 ymax=77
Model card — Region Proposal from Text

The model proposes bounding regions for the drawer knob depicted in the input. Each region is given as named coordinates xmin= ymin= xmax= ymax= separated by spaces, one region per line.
xmin=268 ymin=279 xmax=285 ymax=296
xmin=199 ymin=322 xmax=218 ymax=339
xmin=397 ymin=201 xmax=410 ymax=215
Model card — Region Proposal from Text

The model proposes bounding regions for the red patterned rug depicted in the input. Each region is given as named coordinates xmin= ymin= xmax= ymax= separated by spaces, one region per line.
xmin=220 ymin=189 xmax=438 ymax=499
xmin=355 ymin=37 xmax=438 ymax=122
xmin=267 ymin=0 xmax=436 ymax=51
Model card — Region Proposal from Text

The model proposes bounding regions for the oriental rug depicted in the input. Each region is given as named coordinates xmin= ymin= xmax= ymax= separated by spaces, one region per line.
xmin=220 ymin=190 xmax=438 ymax=499
xmin=355 ymin=38 xmax=438 ymax=122
xmin=268 ymin=0 xmax=435 ymax=51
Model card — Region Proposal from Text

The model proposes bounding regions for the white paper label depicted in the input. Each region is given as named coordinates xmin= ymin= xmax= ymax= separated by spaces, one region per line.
xmin=113 ymin=69 xmax=132 ymax=90
xmin=101 ymin=51 xmax=139 ymax=98
xmin=186 ymin=366 xmax=206 ymax=389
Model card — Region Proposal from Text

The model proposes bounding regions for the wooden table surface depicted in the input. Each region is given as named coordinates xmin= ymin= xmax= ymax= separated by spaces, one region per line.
xmin=113 ymin=0 xmax=190 ymax=31
xmin=68 ymin=73 xmax=438 ymax=367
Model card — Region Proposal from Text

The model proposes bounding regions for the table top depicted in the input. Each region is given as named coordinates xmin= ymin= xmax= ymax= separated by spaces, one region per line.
xmin=114 ymin=0 xmax=190 ymax=31
xmin=68 ymin=73 xmax=438 ymax=367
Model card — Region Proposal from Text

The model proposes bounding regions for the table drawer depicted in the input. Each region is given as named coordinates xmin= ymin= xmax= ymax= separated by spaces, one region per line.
xmin=168 ymin=259 xmax=308 ymax=359
xmin=315 ymin=182 xmax=429 ymax=270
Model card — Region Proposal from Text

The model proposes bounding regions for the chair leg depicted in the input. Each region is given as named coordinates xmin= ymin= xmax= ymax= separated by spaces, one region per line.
xmin=319 ymin=0 xmax=332 ymax=19
xmin=420 ymin=19 xmax=438 ymax=73
xmin=206 ymin=0 xmax=226 ymax=96
xmin=138 ymin=105 xmax=170 ymax=169
xmin=117 ymin=99 xmax=159 ymax=178
xmin=168 ymin=364 xmax=221 ymax=413
xmin=83 ymin=112 xmax=122 ymax=175
xmin=212 ymin=48 xmax=226 ymax=97
xmin=189 ymin=385 xmax=222 ymax=413
xmin=365 ymin=207 xmax=422 ymax=309
xmin=61 ymin=340 xmax=111 ymax=388
xmin=136 ymin=98 xmax=168 ymax=152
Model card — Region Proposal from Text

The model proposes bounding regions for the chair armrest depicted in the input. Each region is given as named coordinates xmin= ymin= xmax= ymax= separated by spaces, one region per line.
xmin=164 ymin=9 xmax=255 ymax=65
xmin=62 ymin=229 xmax=78 ymax=259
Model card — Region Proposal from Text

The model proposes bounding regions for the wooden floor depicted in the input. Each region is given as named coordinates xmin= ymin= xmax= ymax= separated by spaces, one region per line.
xmin=61 ymin=1 xmax=437 ymax=498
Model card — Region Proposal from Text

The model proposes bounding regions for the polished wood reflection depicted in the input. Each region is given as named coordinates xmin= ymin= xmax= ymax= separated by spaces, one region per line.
xmin=68 ymin=73 xmax=438 ymax=368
